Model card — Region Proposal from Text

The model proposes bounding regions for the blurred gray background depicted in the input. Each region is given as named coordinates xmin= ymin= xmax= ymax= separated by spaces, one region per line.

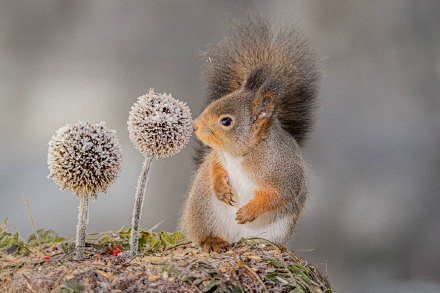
xmin=1 ymin=1 xmax=439 ymax=292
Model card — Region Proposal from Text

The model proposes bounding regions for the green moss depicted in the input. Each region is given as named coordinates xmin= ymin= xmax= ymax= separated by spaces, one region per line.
xmin=0 ymin=218 xmax=30 ymax=256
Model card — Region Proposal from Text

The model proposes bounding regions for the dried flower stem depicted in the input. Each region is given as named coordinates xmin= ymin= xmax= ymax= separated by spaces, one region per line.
xmin=130 ymin=156 xmax=153 ymax=257
xmin=23 ymin=197 xmax=40 ymax=246
xmin=75 ymin=194 xmax=89 ymax=260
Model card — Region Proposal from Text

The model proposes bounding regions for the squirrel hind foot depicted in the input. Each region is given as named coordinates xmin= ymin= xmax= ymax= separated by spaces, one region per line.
xmin=200 ymin=236 xmax=230 ymax=253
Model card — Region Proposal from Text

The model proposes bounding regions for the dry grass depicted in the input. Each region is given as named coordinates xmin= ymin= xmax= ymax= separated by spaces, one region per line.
xmin=0 ymin=227 xmax=333 ymax=293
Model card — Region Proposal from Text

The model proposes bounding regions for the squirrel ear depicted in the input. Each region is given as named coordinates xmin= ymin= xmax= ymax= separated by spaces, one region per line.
xmin=251 ymin=91 xmax=275 ymax=132
xmin=244 ymin=65 xmax=269 ymax=91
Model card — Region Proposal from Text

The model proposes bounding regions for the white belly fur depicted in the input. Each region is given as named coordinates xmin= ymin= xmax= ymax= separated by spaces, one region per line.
xmin=210 ymin=152 xmax=291 ymax=244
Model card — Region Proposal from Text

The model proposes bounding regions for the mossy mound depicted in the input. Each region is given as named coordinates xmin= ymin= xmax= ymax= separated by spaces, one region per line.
xmin=1 ymin=225 xmax=333 ymax=292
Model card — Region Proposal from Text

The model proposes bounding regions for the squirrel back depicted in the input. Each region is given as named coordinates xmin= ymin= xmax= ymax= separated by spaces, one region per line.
xmin=195 ymin=15 xmax=319 ymax=165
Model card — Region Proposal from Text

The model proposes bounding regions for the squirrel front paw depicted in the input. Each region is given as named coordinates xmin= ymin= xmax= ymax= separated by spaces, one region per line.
xmin=213 ymin=176 xmax=235 ymax=206
xmin=236 ymin=204 xmax=258 ymax=224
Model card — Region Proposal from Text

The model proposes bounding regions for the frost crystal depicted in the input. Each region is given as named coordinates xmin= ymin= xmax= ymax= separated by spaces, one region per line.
xmin=127 ymin=89 xmax=192 ymax=158
xmin=47 ymin=121 xmax=123 ymax=197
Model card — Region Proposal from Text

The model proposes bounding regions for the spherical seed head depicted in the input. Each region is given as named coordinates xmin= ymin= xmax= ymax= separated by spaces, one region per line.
xmin=47 ymin=121 xmax=123 ymax=198
xmin=127 ymin=89 xmax=192 ymax=158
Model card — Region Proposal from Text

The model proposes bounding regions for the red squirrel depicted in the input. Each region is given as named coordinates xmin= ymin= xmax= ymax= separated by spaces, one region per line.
xmin=180 ymin=16 xmax=320 ymax=252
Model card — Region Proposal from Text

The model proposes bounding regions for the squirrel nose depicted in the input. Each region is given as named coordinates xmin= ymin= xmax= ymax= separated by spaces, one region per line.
xmin=193 ymin=120 xmax=199 ymax=131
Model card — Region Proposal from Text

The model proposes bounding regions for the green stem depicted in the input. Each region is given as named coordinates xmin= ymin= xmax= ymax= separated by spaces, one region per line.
xmin=75 ymin=194 xmax=89 ymax=260
xmin=129 ymin=156 xmax=153 ymax=257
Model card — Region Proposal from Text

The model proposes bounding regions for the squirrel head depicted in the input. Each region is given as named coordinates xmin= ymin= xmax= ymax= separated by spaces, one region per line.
xmin=194 ymin=66 xmax=277 ymax=156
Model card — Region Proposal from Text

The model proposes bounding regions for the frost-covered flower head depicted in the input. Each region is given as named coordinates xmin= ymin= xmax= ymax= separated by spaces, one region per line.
xmin=127 ymin=89 xmax=192 ymax=158
xmin=48 ymin=121 xmax=123 ymax=198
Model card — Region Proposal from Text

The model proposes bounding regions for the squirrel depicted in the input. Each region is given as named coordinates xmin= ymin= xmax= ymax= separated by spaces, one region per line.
xmin=180 ymin=15 xmax=320 ymax=252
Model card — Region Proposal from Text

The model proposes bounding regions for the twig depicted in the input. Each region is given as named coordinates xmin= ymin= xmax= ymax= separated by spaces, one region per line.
xmin=50 ymin=270 xmax=70 ymax=292
xmin=244 ymin=237 xmax=287 ymax=252
xmin=23 ymin=197 xmax=40 ymax=246
xmin=164 ymin=241 xmax=192 ymax=251
xmin=22 ymin=274 xmax=38 ymax=292
xmin=148 ymin=221 xmax=163 ymax=232
xmin=224 ymin=262 xmax=245 ymax=292
xmin=245 ymin=237 xmax=304 ymax=265
xmin=237 ymin=260 xmax=268 ymax=293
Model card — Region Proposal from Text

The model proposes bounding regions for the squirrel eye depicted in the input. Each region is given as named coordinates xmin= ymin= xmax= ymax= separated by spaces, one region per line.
xmin=220 ymin=116 xmax=233 ymax=127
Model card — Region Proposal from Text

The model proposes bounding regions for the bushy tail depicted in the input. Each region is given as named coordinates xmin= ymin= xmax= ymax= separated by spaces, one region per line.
xmin=204 ymin=15 xmax=320 ymax=145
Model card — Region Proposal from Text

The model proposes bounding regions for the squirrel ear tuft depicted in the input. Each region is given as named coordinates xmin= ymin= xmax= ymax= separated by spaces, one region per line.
xmin=251 ymin=91 xmax=275 ymax=133
xmin=244 ymin=65 xmax=269 ymax=91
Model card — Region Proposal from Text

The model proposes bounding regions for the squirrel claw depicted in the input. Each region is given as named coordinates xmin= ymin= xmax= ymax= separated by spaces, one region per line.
xmin=236 ymin=206 xmax=257 ymax=224
xmin=212 ymin=173 xmax=235 ymax=206
xmin=223 ymin=193 xmax=235 ymax=206
xmin=217 ymin=189 xmax=234 ymax=206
